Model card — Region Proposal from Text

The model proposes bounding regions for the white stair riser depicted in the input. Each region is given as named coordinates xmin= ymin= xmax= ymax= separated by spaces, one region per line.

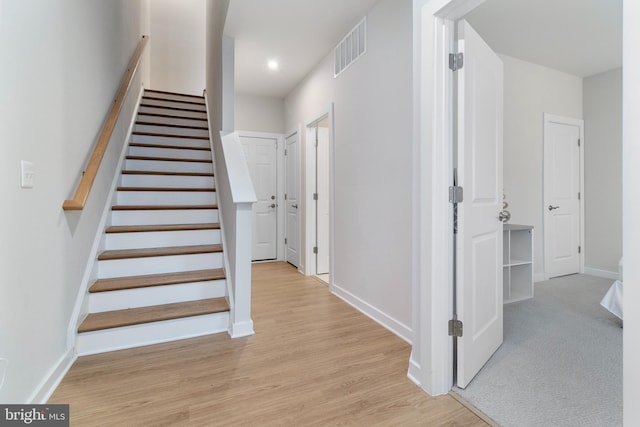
xmin=142 ymin=98 xmax=207 ymax=111
xmin=124 ymin=159 xmax=213 ymax=174
xmin=111 ymin=209 xmax=218 ymax=226
xmin=144 ymin=92 xmax=205 ymax=104
xmin=76 ymin=312 xmax=229 ymax=356
xmin=116 ymin=191 xmax=216 ymax=206
xmin=106 ymin=229 xmax=221 ymax=250
xmin=120 ymin=174 xmax=214 ymax=189
xmin=134 ymin=124 xmax=209 ymax=138
xmin=131 ymin=133 xmax=210 ymax=148
xmin=138 ymin=106 xmax=207 ymax=120
xmin=128 ymin=146 xmax=212 ymax=161
xmin=98 ymin=252 xmax=224 ymax=278
xmin=137 ymin=114 xmax=208 ymax=128
xmin=88 ymin=280 xmax=227 ymax=312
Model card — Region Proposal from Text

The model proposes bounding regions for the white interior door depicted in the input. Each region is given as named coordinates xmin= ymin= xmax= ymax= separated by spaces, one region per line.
xmin=285 ymin=132 xmax=300 ymax=267
xmin=240 ymin=135 xmax=278 ymax=261
xmin=316 ymin=126 xmax=330 ymax=275
xmin=456 ymin=20 xmax=504 ymax=389
xmin=543 ymin=114 xmax=583 ymax=279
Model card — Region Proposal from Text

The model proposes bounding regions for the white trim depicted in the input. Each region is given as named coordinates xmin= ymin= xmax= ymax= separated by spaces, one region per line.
xmin=229 ymin=320 xmax=255 ymax=338
xmin=542 ymin=113 xmax=585 ymax=280
xmin=534 ymin=273 xmax=546 ymax=283
xmin=28 ymin=349 xmax=76 ymax=404
xmin=67 ymin=83 xmax=145 ymax=351
xmin=407 ymin=356 xmax=422 ymax=387
xmin=303 ymin=105 xmax=335 ymax=279
xmin=584 ymin=267 xmax=619 ymax=281
xmin=332 ymin=284 xmax=413 ymax=344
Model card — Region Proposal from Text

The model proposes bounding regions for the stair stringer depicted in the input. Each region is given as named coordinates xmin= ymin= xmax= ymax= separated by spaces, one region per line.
xmin=66 ymin=83 xmax=145 ymax=353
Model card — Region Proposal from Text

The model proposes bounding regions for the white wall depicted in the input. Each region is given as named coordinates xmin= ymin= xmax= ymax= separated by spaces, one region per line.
xmin=235 ymin=93 xmax=285 ymax=134
xmin=623 ymin=2 xmax=640 ymax=422
xmin=149 ymin=0 xmax=206 ymax=96
xmin=500 ymin=54 xmax=583 ymax=279
xmin=284 ymin=0 xmax=413 ymax=340
xmin=583 ymin=68 xmax=622 ymax=275
xmin=0 ymin=0 xmax=147 ymax=402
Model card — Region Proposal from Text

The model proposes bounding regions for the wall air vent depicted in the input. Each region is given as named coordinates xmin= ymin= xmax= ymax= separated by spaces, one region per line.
xmin=334 ymin=17 xmax=367 ymax=78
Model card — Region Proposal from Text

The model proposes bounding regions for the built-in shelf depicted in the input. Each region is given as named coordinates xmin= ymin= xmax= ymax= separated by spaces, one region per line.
xmin=503 ymin=224 xmax=534 ymax=304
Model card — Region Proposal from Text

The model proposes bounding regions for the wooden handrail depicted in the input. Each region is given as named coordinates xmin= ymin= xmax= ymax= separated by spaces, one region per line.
xmin=63 ymin=35 xmax=149 ymax=211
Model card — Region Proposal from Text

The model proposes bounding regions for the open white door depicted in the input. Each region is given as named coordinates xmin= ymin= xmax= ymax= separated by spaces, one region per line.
xmin=240 ymin=135 xmax=278 ymax=261
xmin=456 ymin=20 xmax=504 ymax=389
xmin=543 ymin=114 xmax=583 ymax=279
xmin=316 ymin=126 xmax=330 ymax=275
xmin=285 ymin=132 xmax=300 ymax=267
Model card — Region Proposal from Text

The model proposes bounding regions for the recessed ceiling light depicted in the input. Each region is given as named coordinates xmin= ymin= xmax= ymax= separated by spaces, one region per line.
xmin=267 ymin=60 xmax=279 ymax=71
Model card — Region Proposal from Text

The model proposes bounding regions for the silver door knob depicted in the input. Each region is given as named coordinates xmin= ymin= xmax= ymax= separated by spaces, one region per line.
xmin=498 ymin=211 xmax=510 ymax=222
xmin=270 ymin=204 xmax=276 ymax=208
xmin=292 ymin=204 xmax=298 ymax=209
xmin=548 ymin=205 xmax=560 ymax=211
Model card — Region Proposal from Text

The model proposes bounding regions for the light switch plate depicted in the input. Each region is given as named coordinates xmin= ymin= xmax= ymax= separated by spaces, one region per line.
xmin=21 ymin=160 xmax=34 ymax=188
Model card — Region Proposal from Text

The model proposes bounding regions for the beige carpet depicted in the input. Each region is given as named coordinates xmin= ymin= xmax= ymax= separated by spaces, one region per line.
xmin=454 ymin=274 xmax=622 ymax=427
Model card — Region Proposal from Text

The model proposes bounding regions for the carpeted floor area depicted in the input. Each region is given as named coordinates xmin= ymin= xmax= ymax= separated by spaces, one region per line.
xmin=454 ymin=274 xmax=622 ymax=427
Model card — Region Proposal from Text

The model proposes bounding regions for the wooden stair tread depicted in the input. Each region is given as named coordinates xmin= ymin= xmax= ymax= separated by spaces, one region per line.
xmin=136 ymin=121 xmax=208 ymax=130
xmin=116 ymin=186 xmax=216 ymax=192
xmin=98 ymin=244 xmax=223 ymax=261
xmin=129 ymin=142 xmax=210 ymax=151
xmin=78 ymin=298 xmax=229 ymax=333
xmin=126 ymin=155 xmax=212 ymax=163
xmin=121 ymin=170 xmax=214 ymax=177
xmin=142 ymin=96 xmax=206 ymax=107
xmin=133 ymin=131 xmax=209 ymax=140
xmin=112 ymin=204 xmax=217 ymax=211
xmin=144 ymin=89 xmax=205 ymax=100
xmin=105 ymin=223 xmax=220 ymax=233
xmin=137 ymin=112 xmax=207 ymax=122
xmin=140 ymin=104 xmax=206 ymax=114
xmin=89 ymin=268 xmax=225 ymax=293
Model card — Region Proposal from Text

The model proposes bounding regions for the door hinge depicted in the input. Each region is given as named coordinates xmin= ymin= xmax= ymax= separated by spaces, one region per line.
xmin=578 ymin=192 xmax=581 ymax=200
xmin=285 ymin=149 xmax=288 ymax=155
xmin=449 ymin=186 xmax=463 ymax=204
xmin=284 ymin=193 xmax=288 ymax=201
xmin=313 ymin=193 xmax=318 ymax=201
xmin=285 ymin=238 xmax=288 ymax=244
xmin=578 ymin=138 xmax=581 ymax=147
xmin=578 ymin=246 xmax=581 ymax=254
xmin=448 ymin=319 xmax=463 ymax=337
xmin=313 ymin=246 xmax=318 ymax=254
xmin=449 ymin=53 xmax=464 ymax=71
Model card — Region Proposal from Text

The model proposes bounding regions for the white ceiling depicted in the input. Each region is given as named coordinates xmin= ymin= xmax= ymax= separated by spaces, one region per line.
xmin=225 ymin=0 xmax=622 ymax=99
xmin=465 ymin=0 xmax=622 ymax=78
xmin=224 ymin=0 xmax=380 ymax=98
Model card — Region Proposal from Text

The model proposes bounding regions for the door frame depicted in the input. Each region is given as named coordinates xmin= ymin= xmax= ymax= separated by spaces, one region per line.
xmin=285 ymin=126 xmax=302 ymax=271
xmin=410 ymin=0 xmax=487 ymax=396
xmin=542 ymin=113 xmax=585 ymax=280
xmin=236 ymin=130 xmax=285 ymax=261
xmin=303 ymin=104 xmax=335 ymax=285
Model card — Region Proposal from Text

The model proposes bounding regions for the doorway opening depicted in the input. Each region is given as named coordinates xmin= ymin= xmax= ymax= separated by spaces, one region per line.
xmin=304 ymin=106 xmax=334 ymax=286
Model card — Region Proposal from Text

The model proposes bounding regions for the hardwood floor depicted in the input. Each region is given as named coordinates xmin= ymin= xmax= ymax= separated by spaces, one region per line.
xmin=50 ymin=262 xmax=488 ymax=426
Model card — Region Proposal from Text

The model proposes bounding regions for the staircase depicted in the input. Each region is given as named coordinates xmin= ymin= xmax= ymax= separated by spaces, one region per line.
xmin=76 ymin=89 xmax=230 ymax=355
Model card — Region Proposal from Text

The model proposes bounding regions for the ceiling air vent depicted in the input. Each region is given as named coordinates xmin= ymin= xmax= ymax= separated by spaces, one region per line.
xmin=334 ymin=17 xmax=367 ymax=78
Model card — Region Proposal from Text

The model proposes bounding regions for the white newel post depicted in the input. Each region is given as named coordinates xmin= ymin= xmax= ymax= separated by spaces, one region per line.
xmin=230 ymin=202 xmax=255 ymax=337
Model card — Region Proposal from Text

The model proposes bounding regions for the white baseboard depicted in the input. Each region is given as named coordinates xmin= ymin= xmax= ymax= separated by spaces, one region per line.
xmin=584 ymin=267 xmax=619 ymax=281
xmin=29 ymin=349 xmax=76 ymax=404
xmin=407 ymin=355 xmax=421 ymax=388
xmin=229 ymin=320 xmax=255 ymax=338
xmin=331 ymin=283 xmax=412 ymax=344
xmin=534 ymin=273 xmax=546 ymax=283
